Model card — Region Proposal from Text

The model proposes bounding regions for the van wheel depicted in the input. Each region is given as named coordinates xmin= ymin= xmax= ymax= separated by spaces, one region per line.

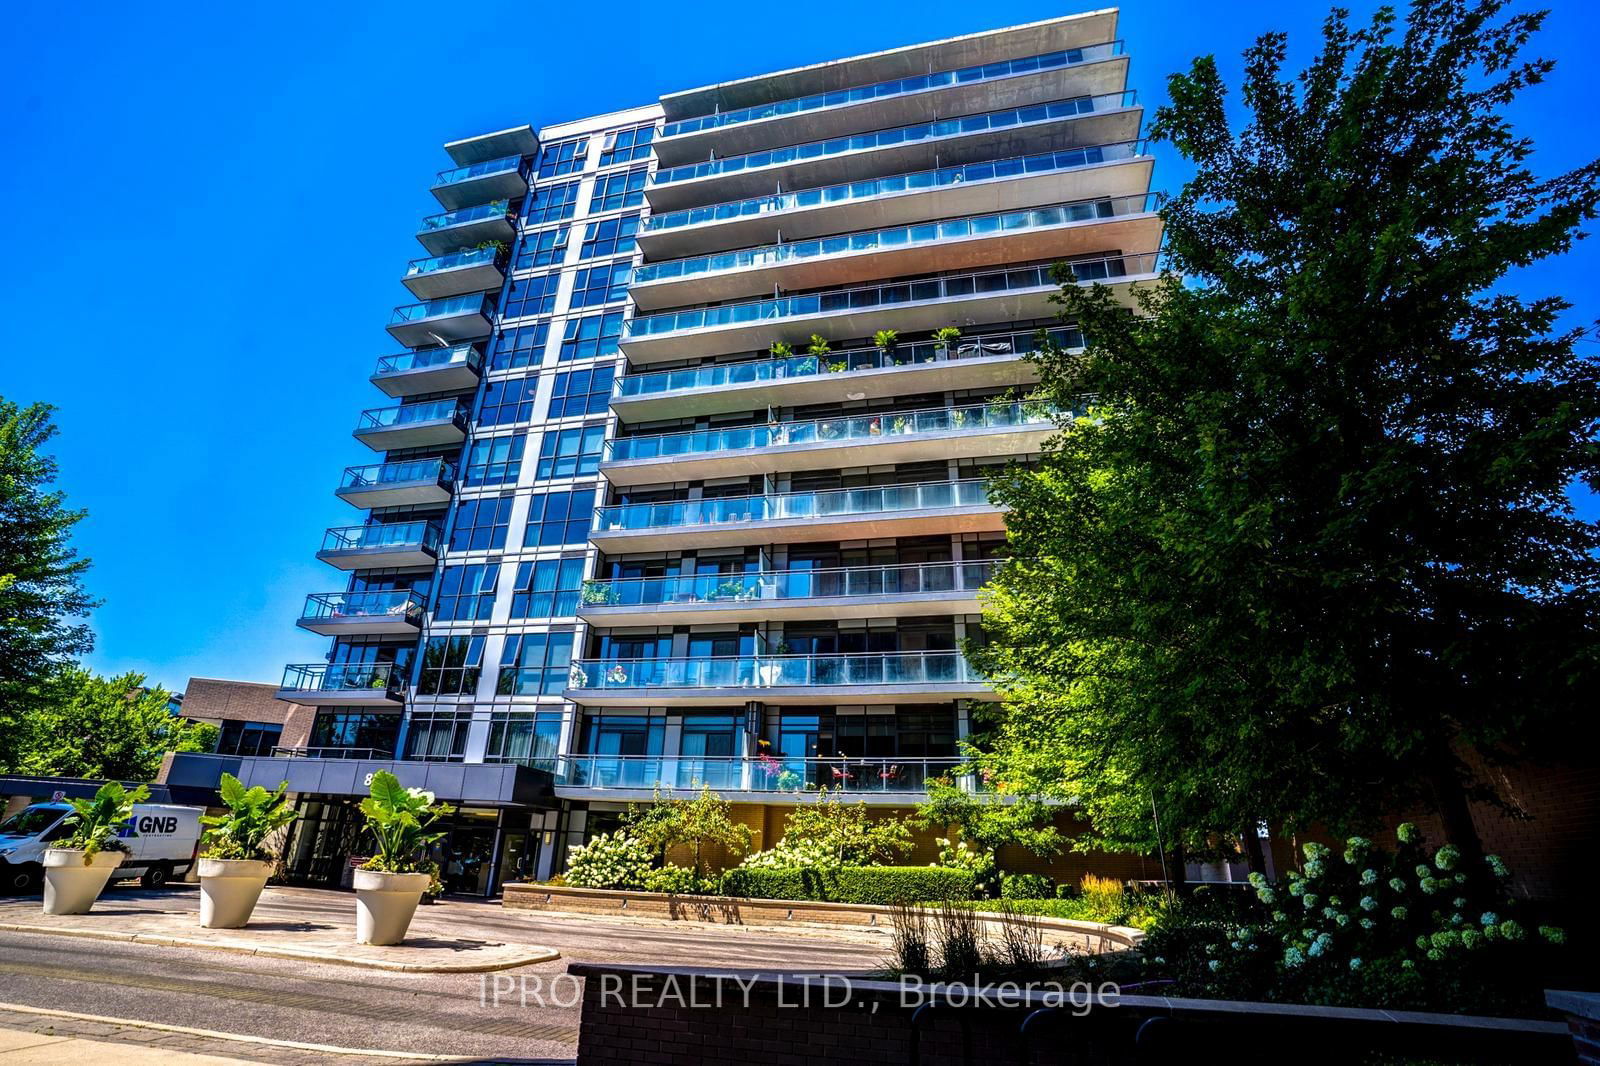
xmin=7 ymin=864 xmax=42 ymax=894
xmin=141 ymin=863 xmax=171 ymax=888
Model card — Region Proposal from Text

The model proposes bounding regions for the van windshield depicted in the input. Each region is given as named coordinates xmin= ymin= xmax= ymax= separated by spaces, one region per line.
xmin=0 ymin=806 xmax=66 ymax=837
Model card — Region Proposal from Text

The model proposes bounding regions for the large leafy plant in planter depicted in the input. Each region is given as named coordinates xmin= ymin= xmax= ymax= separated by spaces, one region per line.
xmin=359 ymin=770 xmax=454 ymax=873
xmin=199 ymin=774 xmax=298 ymax=861
xmin=59 ymin=781 xmax=148 ymax=863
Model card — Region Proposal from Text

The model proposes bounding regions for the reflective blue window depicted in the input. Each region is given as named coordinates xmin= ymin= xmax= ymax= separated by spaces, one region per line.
xmin=478 ymin=377 xmax=538 ymax=426
xmin=526 ymin=181 xmax=580 ymax=224
xmin=569 ymin=261 xmax=631 ymax=308
xmin=535 ymin=425 xmax=606 ymax=480
xmin=503 ymin=272 xmax=561 ymax=318
xmin=450 ymin=494 xmax=514 ymax=551
xmin=510 ymin=558 xmax=588 ymax=619
xmin=492 ymin=322 xmax=550 ymax=371
xmin=464 ymin=434 xmax=525 ymax=486
xmin=524 ymin=489 xmax=596 ymax=546
xmin=433 ymin=563 xmax=499 ymax=622
xmin=548 ymin=365 xmax=614 ymax=417
xmin=537 ymin=138 xmax=587 ymax=178
xmin=580 ymin=214 xmax=639 ymax=260
xmin=515 ymin=226 xmax=569 ymax=269
xmin=497 ymin=631 xmax=575 ymax=696
xmin=589 ymin=166 xmax=647 ymax=212
xmin=598 ymin=125 xmax=655 ymax=166
xmin=559 ymin=311 xmax=624 ymax=361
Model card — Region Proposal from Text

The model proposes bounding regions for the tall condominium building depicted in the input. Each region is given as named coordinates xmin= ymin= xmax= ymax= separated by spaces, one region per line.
xmin=169 ymin=8 xmax=1159 ymax=896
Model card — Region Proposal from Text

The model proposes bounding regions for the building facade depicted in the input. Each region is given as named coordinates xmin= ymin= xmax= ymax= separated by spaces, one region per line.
xmin=172 ymin=10 xmax=1161 ymax=896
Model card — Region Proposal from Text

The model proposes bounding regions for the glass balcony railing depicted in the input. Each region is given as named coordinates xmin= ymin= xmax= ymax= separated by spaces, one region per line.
xmin=404 ymin=246 xmax=502 ymax=281
xmin=418 ymin=200 xmax=510 ymax=232
xmin=579 ymin=559 xmax=1000 ymax=609
xmin=567 ymin=651 xmax=982 ymax=691
xmin=339 ymin=458 xmax=454 ymax=492
xmin=614 ymin=326 xmax=1082 ymax=400
xmin=661 ymin=42 xmax=1125 ymax=139
xmin=280 ymin=662 xmax=406 ymax=695
xmin=645 ymin=141 xmax=1148 ymax=236
xmin=374 ymin=345 xmax=482 ymax=378
xmin=652 ymin=92 xmax=1136 ymax=186
xmin=299 ymin=591 xmax=425 ymax=624
xmin=355 ymin=399 xmax=468 ymax=432
xmin=605 ymin=400 xmax=1056 ymax=463
xmin=635 ymin=196 xmax=1153 ymax=286
xmin=273 ymin=746 xmax=395 ymax=760
xmin=389 ymin=293 xmax=492 ymax=326
xmin=557 ymin=754 xmax=968 ymax=793
xmin=319 ymin=521 xmax=441 ymax=555
xmin=594 ymin=478 xmax=994 ymax=534
xmin=624 ymin=254 xmax=1157 ymax=341
xmin=434 ymin=154 xmax=525 ymax=187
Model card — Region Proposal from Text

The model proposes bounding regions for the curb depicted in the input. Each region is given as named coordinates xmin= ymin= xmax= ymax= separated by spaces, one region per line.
xmin=0 ymin=1002 xmax=463 ymax=1060
xmin=0 ymin=921 xmax=559 ymax=973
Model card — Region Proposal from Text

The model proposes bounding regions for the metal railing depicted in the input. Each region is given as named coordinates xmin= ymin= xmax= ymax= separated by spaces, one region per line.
xmin=374 ymin=345 xmax=482 ymax=378
xmin=298 ymin=590 xmax=426 ymax=624
xmin=593 ymin=478 xmax=994 ymax=534
xmin=624 ymin=253 xmax=1159 ymax=340
xmin=355 ymin=398 xmax=468 ymax=431
xmin=279 ymin=663 xmax=406 ymax=694
xmin=433 ymin=154 xmax=524 ymax=187
xmin=605 ymin=401 xmax=1055 ymax=463
xmin=271 ymin=746 xmax=395 ymax=760
xmin=339 ymin=458 xmax=454 ymax=491
xmin=389 ymin=293 xmax=492 ymax=326
xmin=634 ymin=195 xmax=1157 ymax=285
xmin=652 ymin=91 xmax=1138 ymax=185
xmin=613 ymin=326 xmax=1082 ymax=400
xmin=418 ymin=199 xmax=510 ymax=231
xmin=404 ymin=246 xmax=502 ymax=280
xmin=557 ymin=754 xmax=967 ymax=793
xmin=318 ymin=521 xmax=441 ymax=555
xmin=566 ymin=651 xmax=983 ymax=691
xmin=642 ymin=139 xmax=1149 ymax=234
xmin=579 ymin=559 xmax=999 ymax=609
xmin=660 ymin=41 xmax=1125 ymax=138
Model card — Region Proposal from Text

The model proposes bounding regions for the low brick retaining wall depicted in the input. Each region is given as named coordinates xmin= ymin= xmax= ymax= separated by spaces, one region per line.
xmin=502 ymin=882 xmax=1143 ymax=951
xmin=567 ymin=963 xmax=1574 ymax=1066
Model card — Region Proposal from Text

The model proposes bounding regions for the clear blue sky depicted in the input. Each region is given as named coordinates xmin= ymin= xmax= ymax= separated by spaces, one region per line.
xmin=2 ymin=1 xmax=1596 ymax=693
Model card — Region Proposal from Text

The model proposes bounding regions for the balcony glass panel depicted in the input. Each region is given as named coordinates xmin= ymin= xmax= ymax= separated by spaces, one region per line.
xmin=419 ymin=200 xmax=510 ymax=231
xmin=625 ymin=254 xmax=1155 ymax=340
xmin=374 ymin=345 xmax=482 ymax=377
xmin=606 ymin=401 xmax=1056 ymax=462
xmin=558 ymin=754 xmax=967 ymax=793
xmin=643 ymin=141 xmax=1146 ymax=234
xmin=340 ymin=458 xmax=454 ymax=491
xmin=280 ymin=663 xmax=406 ymax=694
xmin=567 ymin=651 xmax=980 ymax=690
xmin=635 ymin=194 xmax=1152 ymax=285
xmin=434 ymin=154 xmax=524 ymax=187
xmin=390 ymin=294 xmax=490 ymax=326
xmin=356 ymin=399 xmax=466 ymax=431
xmin=404 ymin=247 xmax=501 ymax=280
xmin=661 ymin=42 xmax=1125 ymax=138
xmin=581 ymin=559 xmax=1000 ymax=609
xmin=299 ymin=590 xmax=425 ymax=622
xmin=652 ymin=92 xmax=1136 ymax=185
xmin=319 ymin=521 xmax=441 ymax=554
xmin=273 ymin=746 xmax=395 ymax=760
xmin=593 ymin=478 xmax=993 ymax=533
xmin=615 ymin=326 xmax=1080 ymax=399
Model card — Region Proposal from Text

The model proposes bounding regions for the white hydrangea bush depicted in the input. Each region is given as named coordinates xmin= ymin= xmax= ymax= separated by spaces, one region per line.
xmin=563 ymin=831 xmax=653 ymax=890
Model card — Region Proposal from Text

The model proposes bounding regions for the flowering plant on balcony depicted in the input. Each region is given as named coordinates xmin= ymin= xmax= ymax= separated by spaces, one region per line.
xmin=605 ymin=665 xmax=628 ymax=684
xmin=567 ymin=664 xmax=589 ymax=688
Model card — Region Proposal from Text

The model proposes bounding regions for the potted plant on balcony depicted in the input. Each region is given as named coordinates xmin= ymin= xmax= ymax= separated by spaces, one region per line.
xmin=42 ymin=781 xmax=147 ymax=915
xmin=934 ymin=326 xmax=962 ymax=357
xmin=353 ymin=771 xmax=454 ymax=945
xmin=768 ymin=341 xmax=792 ymax=359
xmin=580 ymin=579 xmax=618 ymax=606
xmin=873 ymin=329 xmax=899 ymax=355
xmin=196 ymin=773 xmax=299 ymax=928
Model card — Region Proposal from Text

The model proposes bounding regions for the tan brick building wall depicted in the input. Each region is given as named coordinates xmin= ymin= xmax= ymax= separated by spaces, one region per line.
xmin=178 ymin=677 xmax=313 ymax=749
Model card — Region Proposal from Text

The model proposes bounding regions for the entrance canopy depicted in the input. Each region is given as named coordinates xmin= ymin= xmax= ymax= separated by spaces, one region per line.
xmin=165 ymin=753 xmax=554 ymax=808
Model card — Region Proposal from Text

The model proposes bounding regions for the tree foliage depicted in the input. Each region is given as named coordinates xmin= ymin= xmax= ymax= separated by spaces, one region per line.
xmin=975 ymin=0 xmax=1600 ymax=855
xmin=11 ymin=667 xmax=216 ymax=781
xmin=0 ymin=399 xmax=98 ymax=767
xmin=776 ymin=787 xmax=914 ymax=867
xmin=627 ymin=785 xmax=752 ymax=878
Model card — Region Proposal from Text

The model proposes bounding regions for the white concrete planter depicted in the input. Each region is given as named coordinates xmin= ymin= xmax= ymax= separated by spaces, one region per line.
xmin=42 ymin=849 xmax=124 ymax=915
xmin=197 ymin=858 xmax=273 ymax=928
xmin=353 ymin=868 xmax=431 ymax=945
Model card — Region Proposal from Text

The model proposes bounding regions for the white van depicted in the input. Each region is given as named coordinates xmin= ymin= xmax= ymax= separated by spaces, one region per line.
xmin=0 ymin=801 xmax=204 ymax=893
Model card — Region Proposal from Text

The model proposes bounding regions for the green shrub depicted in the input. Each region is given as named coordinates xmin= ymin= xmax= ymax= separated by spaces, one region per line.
xmin=642 ymin=864 xmax=716 ymax=895
xmin=958 ymin=896 xmax=1165 ymax=930
xmin=1001 ymin=873 xmax=1055 ymax=900
xmin=720 ymin=865 xmax=976 ymax=905
xmin=564 ymin=832 xmax=653 ymax=890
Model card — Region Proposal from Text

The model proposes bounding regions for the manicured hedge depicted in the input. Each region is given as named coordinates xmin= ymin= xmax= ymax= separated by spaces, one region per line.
xmin=719 ymin=866 xmax=976 ymax=904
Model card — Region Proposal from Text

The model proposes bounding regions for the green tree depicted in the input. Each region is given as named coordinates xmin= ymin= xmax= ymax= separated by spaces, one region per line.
xmin=975 ymin=0 xmax=1600 ymax=864
xmin=13 ymin=668 xmax=216 ymax=781
xmin=627 ymin=785 xmax=752 ymax=879
xmin=780 ymin=787 xmax=913 ymax=866
xmin=0 ymin=400 xmax=98 ymax=768
xmin=915 ymin=779 xmax=1062 ymax=857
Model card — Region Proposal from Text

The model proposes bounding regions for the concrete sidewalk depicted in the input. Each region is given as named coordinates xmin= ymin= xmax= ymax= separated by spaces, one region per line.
xmin=0 ymin=886 xmax=557 ymax=973
xmin=0 ymin=1025 xmax=259 ymax=1064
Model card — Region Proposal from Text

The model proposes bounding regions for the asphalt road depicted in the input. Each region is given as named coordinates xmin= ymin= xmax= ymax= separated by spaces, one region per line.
xmin=0 ymin=886 xmax=886 ymax=1063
